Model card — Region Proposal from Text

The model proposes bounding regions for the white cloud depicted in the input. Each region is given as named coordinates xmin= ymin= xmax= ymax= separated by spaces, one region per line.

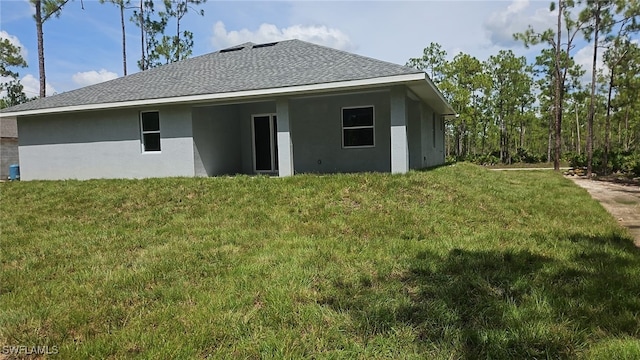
xmin=574 ymin=45 xmax=606 ymax=84
xmin=286 ymin=1 xmax=508 ymax=66
xmin=211 ymin=21 xmax=354 ymax=51
xmin=21 ymin=74 xmax=56 ymax=97
xmin=0 ymin=30 xmax=28 ymax=60
xmin=72 ymin=69 xmax=118 ymax=87
xmin=484 ymin=0 xmax=557 ymax=48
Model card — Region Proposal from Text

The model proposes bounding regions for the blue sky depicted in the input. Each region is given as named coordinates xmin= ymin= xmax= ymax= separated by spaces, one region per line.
xmin=0 ymin=0 xmax=622 ymax=98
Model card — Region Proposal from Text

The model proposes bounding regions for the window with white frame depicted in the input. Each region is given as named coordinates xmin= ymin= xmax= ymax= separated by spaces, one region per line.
xmin=140 ymin=111 xmax=161 ymax=152
xmin=342 ymin=106 xmax=374 ymax=148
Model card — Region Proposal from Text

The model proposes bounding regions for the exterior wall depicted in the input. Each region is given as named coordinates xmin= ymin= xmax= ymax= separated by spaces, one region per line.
xmin=1 ymin=117 xmax=19 ymax=179
xmin=192 ymin=105 xmax=242 ymax=176
xmin=1 ymin=138 xmax=19 ymax=179
xmin=15 ymin=87 xmax=446 ymax=180
xmin=0 ymin=117 xmax=18 ymax=138
xmin=436 ymin=115 xmax=445 ymax=165
xmin=421 ymin=104 xmax=445 ymax=168
xmin=191 ymin=101 xmax=280 ymax=176
xmin=276 ymin=99 xmax=294 ymax=176
xmin=237 ymin=101 xmax=276 ymax=174
xmin=407 ymin=99 xmax=422 ymax=169
xmin=290 ymin=91 xmax=391 ymax=173
xmin=18 ymin=105 xmax=194 ymax=180
xmin=390 ymin=87 xmax=409 ymax=173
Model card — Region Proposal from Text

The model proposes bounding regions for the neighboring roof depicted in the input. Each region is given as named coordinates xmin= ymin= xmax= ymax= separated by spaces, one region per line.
xmin=0 ymin=117 xmax=18 ymax=138
xmin=1 ymin=39 xmax=454 ymax=116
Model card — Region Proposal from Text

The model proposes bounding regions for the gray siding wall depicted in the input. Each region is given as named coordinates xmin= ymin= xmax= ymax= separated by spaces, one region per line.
xmin=0 ymin=138 xmax=19 ymax=179
xmin=289 ymin=91 xmax=391 ymax=173
xmin=436 ymin=115 xmax=445 ymax=165
xmin=18 ymin=105 xmax=194 ymax=180
xmin=192 ymin=105 xmax=242 ymax=176
xmin=1 ymin=117 xmax=18 ymax=138
xmin=419 ymin=104 xmax=445 ymax=168
xmin=1 ymin=117 xmax=19 ymax=179
xmin=407 ymin=99 xmax=422 ymax=169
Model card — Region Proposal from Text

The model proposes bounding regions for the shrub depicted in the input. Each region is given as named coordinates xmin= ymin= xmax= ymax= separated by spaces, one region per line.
xmin=569 ymin=150 xmax=640 ymax=176
xmin=515 ymin=148 xmax=544 ymax=163
xmin=569 ymin=153 xmax=586 ymax=169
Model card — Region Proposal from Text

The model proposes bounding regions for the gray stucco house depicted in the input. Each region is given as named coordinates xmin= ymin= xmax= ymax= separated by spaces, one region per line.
xmin=0 ymin=40 xmax=454 ymax=180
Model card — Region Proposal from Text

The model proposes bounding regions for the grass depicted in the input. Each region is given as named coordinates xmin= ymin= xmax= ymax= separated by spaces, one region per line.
xmin=1 ymin=163 xmax=639 ymax=359
xmin=486 ymin=161 xmax=570 ymax=169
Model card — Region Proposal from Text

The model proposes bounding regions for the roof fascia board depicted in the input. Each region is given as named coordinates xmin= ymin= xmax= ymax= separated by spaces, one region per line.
xmin=1 ymin=73 xmax=427 ymax=117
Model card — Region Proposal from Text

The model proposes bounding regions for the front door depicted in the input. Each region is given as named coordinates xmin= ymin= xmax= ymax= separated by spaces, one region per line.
xmin=252 ymin=114 xmax=278 ymax=173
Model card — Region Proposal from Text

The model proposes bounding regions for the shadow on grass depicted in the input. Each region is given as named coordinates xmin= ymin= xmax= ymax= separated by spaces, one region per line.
xmin=414 ymin=162 xmax=456 ymax=172
xmin=564 ymin=232 xmax=640 ymax=253
xmin=319 ymin=233 xmax=640 ymax=359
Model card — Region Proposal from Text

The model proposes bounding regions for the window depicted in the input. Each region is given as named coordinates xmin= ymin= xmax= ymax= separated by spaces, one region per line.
xmin=342 ymin=106 xmax=374 ymax=148
xmin=141 ymin=111 xmax=160 ymax=152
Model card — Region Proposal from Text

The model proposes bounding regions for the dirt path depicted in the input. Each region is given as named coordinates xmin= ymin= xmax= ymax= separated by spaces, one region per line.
xmin=567 ymin=176 xmax=640 ymax=246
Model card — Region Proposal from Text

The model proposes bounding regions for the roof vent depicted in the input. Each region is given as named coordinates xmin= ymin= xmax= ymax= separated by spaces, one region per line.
xmin=220 ymin=47 xmax=244 ymax=53
xmin=252 ymin=42 xmax=278 ymax=49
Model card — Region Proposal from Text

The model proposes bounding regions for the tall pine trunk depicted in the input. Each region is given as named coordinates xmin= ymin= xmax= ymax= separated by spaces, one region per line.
xmin=553 ymin=0 xmax=563 ymax=171
xmin=604 ymin=66 xmax=615 ymax=174
xmin=624 ymin=108 xmax=629 ymax=151
xmin=35 ymin=0 xmax=46 ymax=98
xmin=139 ymin=0 xmax=145 ymax=70
xmin=548 ymin=112 xmax=553 ymax=163
xmin=575 ymin=104 xmax=581 ymax=155
xmin=120 ymin=1 xmax=127 ymax=76
xmin=586 ymin=2 xmax=600 ymax=177
xmin=175 ymin=6 xmax=181 ymax=62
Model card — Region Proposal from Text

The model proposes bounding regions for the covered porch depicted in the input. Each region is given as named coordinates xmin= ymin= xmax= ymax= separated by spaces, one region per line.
xmin=191 ymin=86 xmax=440 ymax=177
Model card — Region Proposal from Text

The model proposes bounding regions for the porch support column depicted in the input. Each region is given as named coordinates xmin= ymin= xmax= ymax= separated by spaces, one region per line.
xmin=276 ymin=98 xmax=294 ymax=177
xmin=390 ymin=86 xmax=409 ymax=174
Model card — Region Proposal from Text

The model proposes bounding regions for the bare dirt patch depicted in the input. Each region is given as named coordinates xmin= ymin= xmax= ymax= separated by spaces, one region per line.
xmin=566 ymin=176 xmax=640 ymax=246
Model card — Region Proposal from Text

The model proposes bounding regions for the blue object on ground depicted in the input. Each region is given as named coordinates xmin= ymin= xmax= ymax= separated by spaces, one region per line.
xmin=9 ymin=164 xmax=20 ymax=181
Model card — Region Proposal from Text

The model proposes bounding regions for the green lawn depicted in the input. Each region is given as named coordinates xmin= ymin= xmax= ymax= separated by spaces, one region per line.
xmin=1 ymin=163 xmax=638 ymax=359
xmin=485 ymin=161 xmax=570 ymax=169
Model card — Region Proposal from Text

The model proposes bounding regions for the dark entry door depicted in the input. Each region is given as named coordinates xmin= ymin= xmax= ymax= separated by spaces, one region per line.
xmin=252 ymin=114 xmax=278 ymax=173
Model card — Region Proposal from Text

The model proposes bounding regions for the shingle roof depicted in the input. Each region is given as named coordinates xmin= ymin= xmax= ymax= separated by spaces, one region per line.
xmin=2 ymin=39 xmax=423 ymax=113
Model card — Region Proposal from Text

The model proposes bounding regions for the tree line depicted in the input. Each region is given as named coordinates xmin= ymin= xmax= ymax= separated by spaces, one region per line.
xmin=408 ymin=0 xmax=640 ymax=176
